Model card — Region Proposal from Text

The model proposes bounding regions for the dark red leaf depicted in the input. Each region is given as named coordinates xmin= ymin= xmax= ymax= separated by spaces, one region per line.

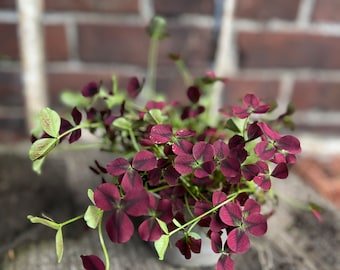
xmin=94 ymin=183 xmax=120 ymax=211
xmin=164 ymin=166 xmax=180 ymax=185
xmin=121 ymin=169 xmax=143 ymax=191
xmin=227 ymin=228 xmax=250 ymax=254
xmin=148 ymin=168 xmax=162 ymax=186
xmin=241 ymin=164 xmax=260 ymax=181
xmin=187 ymin=86 xmax=201 ymax=103
xmin=174 ymin=154 xmax=194 ymax=175
xmin=172 ymin=139 xmax=193 ymax=155
xmin=71 ymin=107 xmax=82 ymax=124
xmin=247 ymin=122 xmax=263 ymax=141
xmin=106 ymin=158 xmax=130 ymax=176
xmin=219 ymin=202 xmax=242 ymax=226
xmin=175 ymin=237 xmax=192 ymax=259
xmin=220 ymin=158 xmax=241 ymax=179
xmin=243 ymin=199 xmax=261 ymax=215
xmin=193 ymin=142 xmax=214 ymax=162
xmin=210 ymin=231 xmax=222 ymax=253
xmin=213 ymin=140 xmax=229 ymax=160
xmin=81 ymin=82 xmax=99 ymax=97
xmin=123 ymin=188 xmax=149 ymax=216
xmin=132 ymin=150 xmax=157 ymax=171
xmin=194 ymin=161 xmax=216 ymax=178
xmin=257 ymin=122 xmax=281 ymax=140
xmin=69 ymin=129 xmax=81 ymax=143
xmin=232 ymin=106 xmax=249 ymax=119
xmin=276 ymin=135 xmax=301 ymax=154
xmin=175 ymin=129 xmax=196 ymax=137
xmin=245 ymin=214 xmax=267 ymax=236
xmin=106 ymin=211 xmax=134 ymax=243
xmin=138 ymin=218 xmax=163 ymax=241
xmin=255 ymin=141 xmax=276 ymax=161
xmin=127 ymin=77 xmax=142 ymax=98
xmin=253 ymin=175 xmax=271 ymax=190
xmin=59 ymin=118 xmax=73 ymax=137
xmin=81 ymin=255 xmax=105 ymax=270
xmin=213 ymin=191 xmax=227 ymax=206
xmin=271 ymin=163 xmax=288 ymax=179
xmin=217 ymin=254 xmax=234 ymax=270
xmin=243 ymin=93 xmax=260 ymax=108
xmin=150 ymin=124 xmax=173 ymax=144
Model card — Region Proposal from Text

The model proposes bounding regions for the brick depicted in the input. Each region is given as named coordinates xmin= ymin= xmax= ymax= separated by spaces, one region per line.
xmin=0 ymin=24 xmax=19 ymax=61
xmin=0 ymin=0 xmax=15 ymax=9
xmin=294 ymin=157 xmax=340 ymax=207
xmin=0 ymin=72 xmax=23 ymax=106
xmin=238 ymin=32 xmax=340 ymax=69
xmin=78 ymin=23 xmax=213 ymax=67
xmin=0 ymin=119 xmax=27 ymax=142
xmin=45 ymin=24 xmax=68 ymax=61
xmin=312 ymin=0 xmax=340 ymax=22
xmin=0 ymin=24 xmax=68 ymax=61
xmin=236 ymin=0 xmax=300 ymax=21
xmin=223 ymin=78 xmax=280 ymax=106
xmin=292 ymin=80 xmax=340 ymax=110
xmin=44 ymin=0 xmax=139 ymax=13
xmin=155 ymin=0 xmax=214 ymax=16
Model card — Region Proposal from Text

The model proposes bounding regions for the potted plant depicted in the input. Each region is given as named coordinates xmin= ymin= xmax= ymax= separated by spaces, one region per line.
xmin=27 ymin=16 xmax=317 ymax=270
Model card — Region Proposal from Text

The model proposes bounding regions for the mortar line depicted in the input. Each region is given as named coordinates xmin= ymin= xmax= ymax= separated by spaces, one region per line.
xmin=296 ymin=0 xmax=316 ymax=28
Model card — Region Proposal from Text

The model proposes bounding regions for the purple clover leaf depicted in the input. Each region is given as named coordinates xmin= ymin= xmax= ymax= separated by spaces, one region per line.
xmin=127 ymin=76 xmax=143 ymax=98
xmin=80 ymin=255 xmax=105 ymax=270
xmin=217 ymin=254 xmax=235 ymax=270
xmin=138 ymin=194 xmax=173 ymax=241
xmin=106 ymin=150 xmax=157 ymax=191
xmin=81 ymin=81 xmax=99 ymax=97
xmin=255 ymin=122 xmax=301 ymax=163
xmin=175 ymin=234 xmax=202 ymax=259
xmin=232 ymin=94 xmax=271 ymax=119
xmin=174 ymin=141 xmax=216 ymax=178
xmin=219 ymin=199 xmax=267 ymax=254
xmin=150 ymin=124 xmax=173 ymax=144
xmin=253 ymin=161 xmax=288 ymax=190
xmin=94 ymin=183 xmax=149 ymax=243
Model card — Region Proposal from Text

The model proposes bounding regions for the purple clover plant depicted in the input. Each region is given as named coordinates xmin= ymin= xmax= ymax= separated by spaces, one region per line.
xmin=27 ymin=16 xmax=319 ymax=270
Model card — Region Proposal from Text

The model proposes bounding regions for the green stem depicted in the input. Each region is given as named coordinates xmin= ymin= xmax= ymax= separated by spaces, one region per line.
xmin=58 ymin=122 xmax=102 ymax=140
xmin=143 ymin=37 xmax=159 ymax=100
xmin=129 ymin=128 xmax=140 ymax=152
xmin=60 ymin=214 xmax=84 ymax=227
xmin=174 ymin=59 xmax=193 ymax=87
xmin=169 ymin=188 xmax=253 ymax=236
xmin=98 ymin=215 xmax=110 ymax=270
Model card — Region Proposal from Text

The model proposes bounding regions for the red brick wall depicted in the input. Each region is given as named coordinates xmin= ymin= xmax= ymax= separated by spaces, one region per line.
xmin=1 ymin=0 xmax=340 ymax=142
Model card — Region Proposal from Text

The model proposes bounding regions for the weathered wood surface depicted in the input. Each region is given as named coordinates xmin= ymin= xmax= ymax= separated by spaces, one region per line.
xmin=0 ymin=146 xmax=339 ymax=270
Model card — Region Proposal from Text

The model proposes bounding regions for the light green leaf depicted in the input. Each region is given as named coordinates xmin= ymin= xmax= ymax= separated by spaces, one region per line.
xmin=226 ymin=118 xmax=240 ymax=133
xmin=105 ymin=93 xmax=125 ymax=108
xmin=156 ymin=218 xmax=168 ymax=234
xmin=113 ymin=117 xmax=132 ymax=130
xmin=172 ymin=218 xmax=182 ymax=228
xmin=29 ymin=138 xmax=58 ymax=161
xmin=27 ymin=215 xmax=59 ymax=230
xmin=84 ymin=205 xmax=103 ymax=229
xmin=55 ymin=228 xmax=64 ymax=263
xmin=60 ymin=91 xmax=88 ymax=108
xmin=32 ymin=156 xmax=46 ymax=174
xmin=87 ymin=189 xmax=95 ymax=204
xmin=188 ymin=231 xmax=201 ymax=240
xmin=154 ymin=234 xmax=169 ymax=260
xmin=40 ymin=108 xmax=61 ymax=137
xmin=144 ymin=109 xmax=165 ymax=124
